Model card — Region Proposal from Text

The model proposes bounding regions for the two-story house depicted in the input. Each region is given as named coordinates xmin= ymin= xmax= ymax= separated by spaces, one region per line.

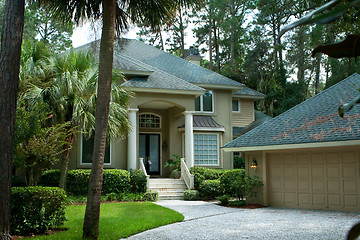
xmin=68 ymin=38 xmax=265 ymax=180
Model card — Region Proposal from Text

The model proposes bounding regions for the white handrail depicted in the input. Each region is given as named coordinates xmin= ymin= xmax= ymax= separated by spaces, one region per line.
xmin=181 ymin=158 xmax=194 ymax=189
xmin=139 ymin=158 xmax=150 ymax=191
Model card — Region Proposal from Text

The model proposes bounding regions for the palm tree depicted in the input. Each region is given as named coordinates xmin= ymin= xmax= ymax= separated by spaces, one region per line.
xmin=0 ymin=1 xmax=25 ymax=238
xmin=20 ymin=42 xmax=131 ymax=189
xmin=37 ymin=0 xmax=201 ymax=238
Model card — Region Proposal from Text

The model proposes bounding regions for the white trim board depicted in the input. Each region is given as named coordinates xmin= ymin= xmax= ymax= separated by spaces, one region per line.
xmin=222 ymin=140 xmax=360 ymax=152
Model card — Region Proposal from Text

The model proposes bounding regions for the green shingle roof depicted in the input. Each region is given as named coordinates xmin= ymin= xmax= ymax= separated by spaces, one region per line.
xmin=224 ymin=73 xmax=360 ymax=149
xmin=233 ymin=87 xmax=266 ymax=98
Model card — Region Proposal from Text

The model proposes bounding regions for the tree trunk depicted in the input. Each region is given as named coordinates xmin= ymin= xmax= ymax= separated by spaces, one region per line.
xmin=214 ymin=20 xmax=220 ymax=72
xmin=178 ymin=8 xmax=185 ymax=58
xmin=315 ymin=54 xmax=321 ymax=95
xmin=82 ymin=0 xmax=116 ymax=239
xmin=0 ymin=0 xmax=25 ymax=239
xmin=208 ymin=7 xmax=213 ymax=70
xmin=59 ymin=134 xmax=74 ymax=189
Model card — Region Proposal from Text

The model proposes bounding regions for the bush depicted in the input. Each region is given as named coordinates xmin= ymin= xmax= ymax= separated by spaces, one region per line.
xmin=233 ymin=155 xmax=245 ymax=169
xmin=102 ymin=169 xmax=131 ymax=194
xmin=199 ymin=179 xmax=222 ymax=200
xmin=66 ymin=169 xmax=131 ymax=196
xmin=183 ymin=189 xmax=200 ymax=201
xmin=219 ymin=169 xmax=245 ymax=197
xmin=11 ymin=186 xmax=67 ymax=235
xmin=217 ymin=194 xmax=230 ymax=205
xmin=219 ymin=169 xmax=263 ymax=201
xmin=66 ymin=169 xmax=90 ymax=195
xmin=130 ymin=169 xmax=147 ymax=193
xmin=143 ymin=191 xmax=159 ymax=202
xmin=190 ymin=167 xmax=227 ymax=189
xmin=38 ymin=169 xmax=60 ymax=187
xmin=229 ymin=200 xmax=246 ymax=207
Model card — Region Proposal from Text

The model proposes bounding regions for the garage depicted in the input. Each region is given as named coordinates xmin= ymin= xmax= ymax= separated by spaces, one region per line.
xmin=267 ymin=149 xmax=360 ymax=211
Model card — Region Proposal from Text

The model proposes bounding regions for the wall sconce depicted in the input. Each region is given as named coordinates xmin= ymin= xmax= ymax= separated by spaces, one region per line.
xmin=250 ymin=158 xmax=258 ymax=170
xmin=162 ymin=141 xmax=167 ymax=151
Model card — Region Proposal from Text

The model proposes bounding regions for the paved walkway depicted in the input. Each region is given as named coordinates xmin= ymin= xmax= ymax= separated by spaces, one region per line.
xmin=124 ymin=200 xmax=360 ymax=240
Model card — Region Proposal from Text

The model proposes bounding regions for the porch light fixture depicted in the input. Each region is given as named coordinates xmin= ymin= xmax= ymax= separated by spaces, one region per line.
xmin=162 ymin=141 xmax=167 ymax=151
xmin=250 ymin=159 xmax=257 ymax=170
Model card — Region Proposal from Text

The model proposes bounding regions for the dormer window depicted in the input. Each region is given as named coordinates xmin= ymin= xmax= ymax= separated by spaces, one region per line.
xmin=195 ymin=91 xmax=213 ymax=113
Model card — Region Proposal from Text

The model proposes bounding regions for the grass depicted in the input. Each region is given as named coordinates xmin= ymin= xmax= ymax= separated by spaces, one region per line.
xmin=26 ymin=202 xmax=184 ymax=240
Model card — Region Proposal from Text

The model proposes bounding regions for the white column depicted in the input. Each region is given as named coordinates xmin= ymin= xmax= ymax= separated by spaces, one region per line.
xmin=128 ymin=108 xmax=138 ymax=170
xmin=184 ymin=111 xmax=194 ymax=167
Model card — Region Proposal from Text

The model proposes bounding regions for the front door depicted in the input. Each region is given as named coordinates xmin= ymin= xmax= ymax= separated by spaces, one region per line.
xmin=139 ymin=133 xmax=160 ymax=175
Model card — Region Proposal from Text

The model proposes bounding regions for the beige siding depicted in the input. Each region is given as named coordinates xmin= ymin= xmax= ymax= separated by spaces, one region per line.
xmin=232 ymin=98 xmax=254 ymax=127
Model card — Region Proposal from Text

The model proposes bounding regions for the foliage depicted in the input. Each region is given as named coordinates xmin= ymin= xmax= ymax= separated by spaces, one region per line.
xmin=165 ymin=155 xmax=182 ymax=178
xmin=219 ymin=169 xmax=263 ymax=201
xmin=38 ymin=169 xmax=61 ymax=187
xmin=199 ymin=179 xmax=223 ymax=200
xmin=228 ymin=200 xmax=246 ymax=207
xmin=143 ymin=191 xmax=159 ymax=202
xmin=28 ymin=202 xmax=184 ymax=239
xmin=66 ymin=169 xmax=131 ymax=196
xmin=233 ymin=155 xmax=245 ymax=169
xmin=190 ymin=166 xmax=227 ymax=189
xmin=130 ymin=169 xmax=147 ymax=193
xmin=217 ymin=194 xmax=230 ymax=205
xmin=10 ymin=186 xmax=67 ymax=235
xmin=13 ymin=101 xmax=74 ymax=186
xmin=183 ymin=189 xmax=200 ymax=201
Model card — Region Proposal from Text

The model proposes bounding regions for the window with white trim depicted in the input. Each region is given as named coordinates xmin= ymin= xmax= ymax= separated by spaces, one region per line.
xmin=232 ymin=99 xmax=240 ymax=112
xmin=81 ymin=135 xmax=110 ymax=164
xmin=195 ymin=91 xmax=213 ymax=113
xmin=139 ymin=113 xmax=161 ymax=128
xmin=194 ymin=133 xmax=219 ymax=165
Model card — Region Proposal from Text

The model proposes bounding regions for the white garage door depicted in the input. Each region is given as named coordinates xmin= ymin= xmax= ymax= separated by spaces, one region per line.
xmin=268 ymin=149 xmax=360 ymax=211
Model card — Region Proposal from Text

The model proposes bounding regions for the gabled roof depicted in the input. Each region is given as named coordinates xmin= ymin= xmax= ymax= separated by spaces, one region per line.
xmin=223 ymin=73 xmax=360 ymax=150
xmin=233 ymin=87 xmax=266 ymax=99
xmin=76 ymin=38 xmax=245 ymax=92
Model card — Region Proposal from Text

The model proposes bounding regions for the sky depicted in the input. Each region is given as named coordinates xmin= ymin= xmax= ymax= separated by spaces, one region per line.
xmin=71 ymin=21 xmax=198 ymax=50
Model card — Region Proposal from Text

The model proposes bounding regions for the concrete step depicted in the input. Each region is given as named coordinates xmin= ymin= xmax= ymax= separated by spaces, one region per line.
xmin=149 ymin=178 xmax=187 ymax=200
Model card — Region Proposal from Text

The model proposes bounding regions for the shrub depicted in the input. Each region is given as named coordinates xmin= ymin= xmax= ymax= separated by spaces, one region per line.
xmin=229 ymin=200 xmax=246 ymax=207
xmin=183 ymin=189 xmax=200 ymax=201
xmin=233 ymin=155 xmax=245 ymax=169
xmin=130 ymin=169 xmax=147 ymax=193
xmin=38 ymin=169 xmax=60 ymax=187
xmin=11 ymin=186 xmax=66 ymax=235
xmin=190 ymin=167 xmax=227 ymax=189
xmin=143 ymin=191 xmax=159 ymax=202
xmin=220 ymin=169 xmax=263 ymax=201
xmin=66 ymin=169 xmax=90 ymax=195
xmin=199 ymin=179 xmax=222 ymax=200
xmin=66 ymin=169 xmax=131 ymax=196
xmin=102 ymin=169 xmax=131 ymax=194
xmin=118 ymin=193 xmax=145 ymax=202
xmin=219 ymin=169 xmax=245 ymax=197
xmin=217 ymin=194 xmax=230 ymax=205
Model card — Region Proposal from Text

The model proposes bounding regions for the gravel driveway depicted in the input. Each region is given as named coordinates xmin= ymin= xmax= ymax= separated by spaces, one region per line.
xmin=124 ymin=200 xmax=360 ymax=240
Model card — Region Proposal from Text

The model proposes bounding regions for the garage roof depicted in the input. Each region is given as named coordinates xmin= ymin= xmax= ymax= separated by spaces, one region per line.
xmin=223 ymin=73 xmax=360 ymax=150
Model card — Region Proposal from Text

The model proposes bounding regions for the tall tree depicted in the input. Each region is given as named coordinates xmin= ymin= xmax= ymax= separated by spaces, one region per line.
xmin=38 ymin=0 xmax=199 ymax=238
xmin=0 ymin=0 xmax=25 ymax=239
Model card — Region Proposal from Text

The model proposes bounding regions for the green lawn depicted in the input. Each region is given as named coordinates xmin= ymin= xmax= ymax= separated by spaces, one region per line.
xmin=27 ymin=202 xmax=184 ymax=240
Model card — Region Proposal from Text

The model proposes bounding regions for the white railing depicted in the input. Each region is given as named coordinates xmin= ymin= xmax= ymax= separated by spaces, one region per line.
xmin=139 ymin=158 xmax=150 ymax=191
xmin=181 ymin=158 xmax=194 ymax=189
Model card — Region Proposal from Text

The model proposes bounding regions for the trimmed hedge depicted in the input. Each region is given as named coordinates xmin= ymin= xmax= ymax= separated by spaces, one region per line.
xmin=190 ymin=167 xmax=227 ymax=189
xmin=183 ymin=189 xmax=200 ymax=201
xmin=199 ymin=179 xmax=222 ymax=200
xmin=39 ymin=169 xmax=147 ymax=196
xmin=39 ymin=169 xmax=60 ymax=187
xmin=11 ymin=187 xmax=67 ymax=235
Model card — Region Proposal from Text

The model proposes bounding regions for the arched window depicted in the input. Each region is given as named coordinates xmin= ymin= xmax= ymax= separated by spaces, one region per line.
xmin=139 ymin=113 xmax=161 ymax=128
